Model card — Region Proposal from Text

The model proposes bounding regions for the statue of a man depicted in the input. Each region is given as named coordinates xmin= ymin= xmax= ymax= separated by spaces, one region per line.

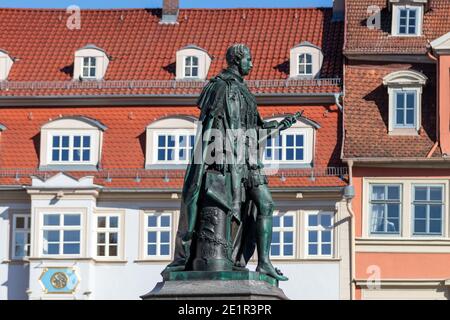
xmin=164 ymin=44 xmax=297 ymax=281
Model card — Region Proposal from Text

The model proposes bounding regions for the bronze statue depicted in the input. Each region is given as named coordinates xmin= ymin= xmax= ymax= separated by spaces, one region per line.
xmin=164 ymin=44 xmax=299 ymax=282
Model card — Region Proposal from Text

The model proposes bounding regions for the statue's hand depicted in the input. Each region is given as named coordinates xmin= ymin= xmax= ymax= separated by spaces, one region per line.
xmin=278 ymin=115 xmax=297 ymax=130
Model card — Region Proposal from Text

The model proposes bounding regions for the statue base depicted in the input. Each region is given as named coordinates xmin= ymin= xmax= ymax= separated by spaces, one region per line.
xmin=141 ymin=271 xmax=288 ymax=300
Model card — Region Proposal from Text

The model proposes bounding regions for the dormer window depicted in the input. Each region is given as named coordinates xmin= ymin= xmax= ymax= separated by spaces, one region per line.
xmin=74 ymin=44 xmax=109 ymax=80
xmin=383 ymin=70 xmax=427 ymax=135
xmin=390 ymin=0 xmax=424 ymax=36
xmin=176 ymin=45 xmax=211 ymax=80
xmin=298 ymin=53 xmax=313 ymax=76
xmin=82 ymin=57 xmax=97 ymax=79
xmin=39 ymin=116 xmax=107 ymax=171
xmin=146 ymin=116 xmax=197 ymax=169
xmin=290 ymin=42 xmax=323 ymax=78
xmin=184 ymin=56 xmax=199 ymax=78
xmin=0 ymin=49 xmax=14 ymax=81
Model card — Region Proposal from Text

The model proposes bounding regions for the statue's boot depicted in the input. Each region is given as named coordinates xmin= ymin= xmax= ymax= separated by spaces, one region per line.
xmin=255 ymin=215 xmax=289 ymax=281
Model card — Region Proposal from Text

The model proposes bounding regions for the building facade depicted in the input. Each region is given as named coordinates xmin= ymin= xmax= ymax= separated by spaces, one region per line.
xmin=0 ymin=2 xmax=351 ymax=300
xmin=343 ymin=0 xmax=450 ymax=300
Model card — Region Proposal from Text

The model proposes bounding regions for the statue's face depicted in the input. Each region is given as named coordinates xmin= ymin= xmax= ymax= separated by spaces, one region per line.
xmin=237 ymin=50 xmax=253 ymax=76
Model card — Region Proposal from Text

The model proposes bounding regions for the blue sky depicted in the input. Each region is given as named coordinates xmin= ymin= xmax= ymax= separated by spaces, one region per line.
xmin=0 ymin=0 xmax=333 ymax=9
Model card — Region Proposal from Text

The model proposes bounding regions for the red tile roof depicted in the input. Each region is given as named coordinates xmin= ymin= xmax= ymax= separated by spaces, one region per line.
xmin=343 ymin=62 xmax=439 ymax=159
xmin=0 ymin=8 xmax=343 ymax=96
xmin=0 ymin=105 xmax=346 ymax=189
xmin=344 ymin=0 xmax=450 ymax=55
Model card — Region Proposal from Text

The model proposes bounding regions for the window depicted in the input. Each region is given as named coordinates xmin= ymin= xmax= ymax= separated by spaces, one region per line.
xmin=306 ymin=212 xmax=333 ymax=257
xmin=398 ymin=8 xmax=418 ymax=35
xmin=156 ymin=133 xmax=195 ymax=163
xmin=184 ymin=56 xmax=199 ymax=78
xmin=12 ymin=214 xmax=31 ymax=259
xmin=413 ymin=186 xmax=444 ymax=236
xmin=270 ymin=214 xmax=295 ymax=258
xmin=264 ymin=131 xmax=308 ymax=164
xmin=0 ymin=50 xmax=14 ymax=81
xmin=82 ymin=57 xmax=97 ymax=79
xmin=42 ymin=213 xmax=81 ymax=255
xmin=145 ymin=213 xmax=171 ymax=258
xmin=96 ymin=215 xmax=119 ymax=257
xmin=370 ymin=185 xmax=401 ymax=235
xmin=298 ymin=53 xmax=313 ymax=76
xmin=394 ymin=91 xmax=417 ymax=128
xmin=51 ymin=135 xmax=91 ymax=163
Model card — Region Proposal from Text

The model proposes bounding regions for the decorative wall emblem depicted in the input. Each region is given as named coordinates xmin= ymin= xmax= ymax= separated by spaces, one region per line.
xmin=39 ymin=268 xmax=80 ymax=294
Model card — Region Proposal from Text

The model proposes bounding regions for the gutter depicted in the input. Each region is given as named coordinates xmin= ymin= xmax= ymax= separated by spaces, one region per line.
xmin=100 ymin=186 xmax=347 ymax=193
xmin=0 ymin=93 xmax=340 ymax=107
xmin=344 ymin=160 xmax=356 ymax=300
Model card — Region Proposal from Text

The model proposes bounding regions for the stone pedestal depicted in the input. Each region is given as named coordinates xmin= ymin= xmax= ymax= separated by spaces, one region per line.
xmin=141 ymin=271 xmax=288 ymax=300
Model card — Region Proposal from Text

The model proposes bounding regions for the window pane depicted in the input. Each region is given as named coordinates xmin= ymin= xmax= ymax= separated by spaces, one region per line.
xmin=430 ymin=220 xmax=442 ymax=234
xmin=414 ymin=219 xmax=426 ymax=233
xmin=167 ymin=149 xmax=174 ymax=161
xmin=322 ymin=244 xmax=331 ymax=255
xmin=273 ymin=216 xmax=280 ymax=227
xmin=161 ymin=231 xmax=170 ymax=243
xmin=284 ymin=216 xmax=294 ymax=227
xmin=308 ymin=231 xmax=318 ymax=243
xmin=46 ymin=243 xmax=59 ymax=255
xmin=98 ymin=216 xmax=106 ymax=228
xmin=308 ymin=215 xmax=318 ymax=227
xmin=44 ymin=230 xmax=60 ymax=242
xmin=406 ymin=93 xmax=415 ymax=108
xmin=387 ymin=204 xmax=399 ymax=218
xmin=320 ymin=214 xmax=332 ymax=228
xmin=286 ymin=149 xmax=294 ymax=160
xmin=61 ymin=150 xmax=69 ymax=161
xmin=161 ymin=216 xmax=170 ymax=227
xmin=63 ymin=244 xmax=80 ymax=254
xmin=161 ymin=244 xmax=170 ymax=255
xmin=306 ymin=54 xmax=312 ymax=63
xmin=192 ymin=67 xmax=198 ymax=77
xmin=306 ymin=65 xmax=312 ymax=75
xmin=414 ymin=187 xmax=427 ymax=201
xmin=90 ymin=67 xmax=96 ymax=77
xmin=272 ymin=231 xmax=280 ymax=243
xmin=64 ymin=214 xmax=80 ymax=226
xmin=430 ymin=187 xmax=442 ymax=201
xmin=15 ymin=245 xmax=25 ymax=258
xmin=64 ymin=231 xmax=80 ymax=242
xmin=147 ymin=232 xmax=157 ymax=243
xmin=284 ymin=244 xmax=293 ymax=256
xmin=109 ymin=245 xmax=118 ymax=256
xmin=83 ymin=136 xmax=91 ymax=148
xmin=73 ymin=150 xmax=81 ymax=161
xmin=53 ymin=136 xmax=60 ymax=147
xmin=147 ymin=244 xmax=157 ymax=255
xmin=284 ymin=231 xmax=293 ymax=243
xmin=62 ymin=136 xmax=69 ymax=147
xmin=16 ymin=217 xmax=25 ymax=229
xmin=286 ymin=135 xmax=294 ymax=147
xmin=83 ymin=150 xmax=90 ymax=161
xmin=158 ymin=136 xmax=166 ymax=147
xmin=52 ymin=149 xmax=60 ymax=161
xmin=371 ymin=186 xmax=385 ymax=201
xmin=322 ymin=231 xmax=332 ymax=243
xmin=168 ymin=136 xmax=175 ymax=147
xmin=396 ymin=110 xmax=404 ymax=125
xmin=271 ymin=244 xmax=280 ymax=256
xmin=74 ymin=136 xmax=81 ymax=148
xmin=406 ymin=110 xmax=414 ymax=125
xmin=414 ymin=205 xmax=426 ymax=219
xmin=299 ymin=54 xmax=305 ymax=63
xmin=109 ymin=232 xmax=118 ymax=244
xmin=83 ymin=57 xmax=89 ymax=66
xmin=98 ymin=233 xmax=106 ymax=244
xmin=148 ymin=216 xmax=157 ymax=227
xmin=15 ymin=232 xmax=25 ymax=245
xmin=296 ymin=149 xmax=304 ymax=160
xmin=430 ymin=205 xmax=442 ymax=219
xmin=308 ymin=244 xmax=318 ymax=255
xmin=109 ymin=216 xmax=119 ymax=228
xmin=97 ymin=245 xmax=105 ymax=256
xmin=387 ymin=186 xmax=400 ymax=200
xmin=158 ymin=149 xmax=165 ymax=161
xmin=296 ymin=135 xmax=304 ymax=147
xmin=371 ymin=204 xmax=385 ymax=233
xmin=44 ymin=215 xmax=60 ymax=226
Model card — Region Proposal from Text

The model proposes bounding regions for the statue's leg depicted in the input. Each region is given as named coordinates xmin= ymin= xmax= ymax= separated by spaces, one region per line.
xmin=248 ymin=184 xmax=288 ymax=281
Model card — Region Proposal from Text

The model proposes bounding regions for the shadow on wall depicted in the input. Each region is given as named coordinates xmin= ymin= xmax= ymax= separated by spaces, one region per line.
xmin=2 ymin=264 xmax=30 ymax=300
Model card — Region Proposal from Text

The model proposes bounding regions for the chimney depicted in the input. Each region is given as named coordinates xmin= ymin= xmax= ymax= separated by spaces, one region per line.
xmin=332 ymin=0 xmax=345 ymax=22
xmin=161 ymin=0 xmax=179 ymax=24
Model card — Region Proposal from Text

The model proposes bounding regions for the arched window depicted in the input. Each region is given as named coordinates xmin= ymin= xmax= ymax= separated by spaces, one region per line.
xmin=290 ymin=42 xmax=323 ymax=78
xmin=74 ymin=44 xmax=110 ymax=80
xmin=0 ymin=49 xmax=14 ymax=81
xmin=176 ymin=45 xmax=211 ymax=80
xmin=145 ymin=116 xmax=197 ymax=168
xmin=40 ymin=116 xmax=107 ymax=170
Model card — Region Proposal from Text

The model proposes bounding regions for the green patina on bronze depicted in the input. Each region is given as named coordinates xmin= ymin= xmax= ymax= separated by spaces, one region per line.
xmin=162 ymin=44 xmax=302 ymax=285
xmin=164 ymin=271 xmax=278 ymax=287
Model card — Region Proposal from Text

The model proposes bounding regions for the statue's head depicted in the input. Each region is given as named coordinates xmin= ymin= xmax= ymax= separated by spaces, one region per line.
xmin=226 ymin=44 xmax=253 ymax=76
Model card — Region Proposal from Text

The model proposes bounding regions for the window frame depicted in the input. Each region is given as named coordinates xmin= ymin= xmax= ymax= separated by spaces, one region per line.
xmin=397 ymin=7 xmax=418 ymax=36
xmin=81 ymin=56 xmax=97 ymax=79
xmin=297 ymin=53 xmax=313 ymax=76
xmin=393 ymin=90 xmax=417 ymax=129
xmin=270 ymin=212 xmax=296 ymax=259
xmin=47 ymin=132 xmax=94 ymax=165
xmin=11 ymin=214 xmax=31 ymax=260
xmin=305 ymin=211 xmax=334 ymax=258
xmin=94 ymin=214 xmax=121 ymax=259
xmin=392 ymin=4 xmax=423 ymax=37
xmin=40 ymin=212 xmax=83 ymax=257
xmin=412 ymin=184 xmax=445 ymax=237
xmin=152 ymin=130 xmax=196 ymax=165
xmin=263 ymin=128 xmax=312 ymax=165
xmin=369 ymin=184 xmax=402 ymax=236
xmin=183 ymin=56 xmax=200 ymax=79
xmin=143 ymin=212 xmax=173 ymax=260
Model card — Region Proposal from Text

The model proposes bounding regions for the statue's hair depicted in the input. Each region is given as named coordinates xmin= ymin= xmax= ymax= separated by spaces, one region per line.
xmin=226 ymin=44 xmax=250 ymax=66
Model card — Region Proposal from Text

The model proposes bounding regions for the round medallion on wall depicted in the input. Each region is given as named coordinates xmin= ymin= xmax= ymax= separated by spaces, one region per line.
xmin=50 ymin=272 xmax=68 ymax=289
